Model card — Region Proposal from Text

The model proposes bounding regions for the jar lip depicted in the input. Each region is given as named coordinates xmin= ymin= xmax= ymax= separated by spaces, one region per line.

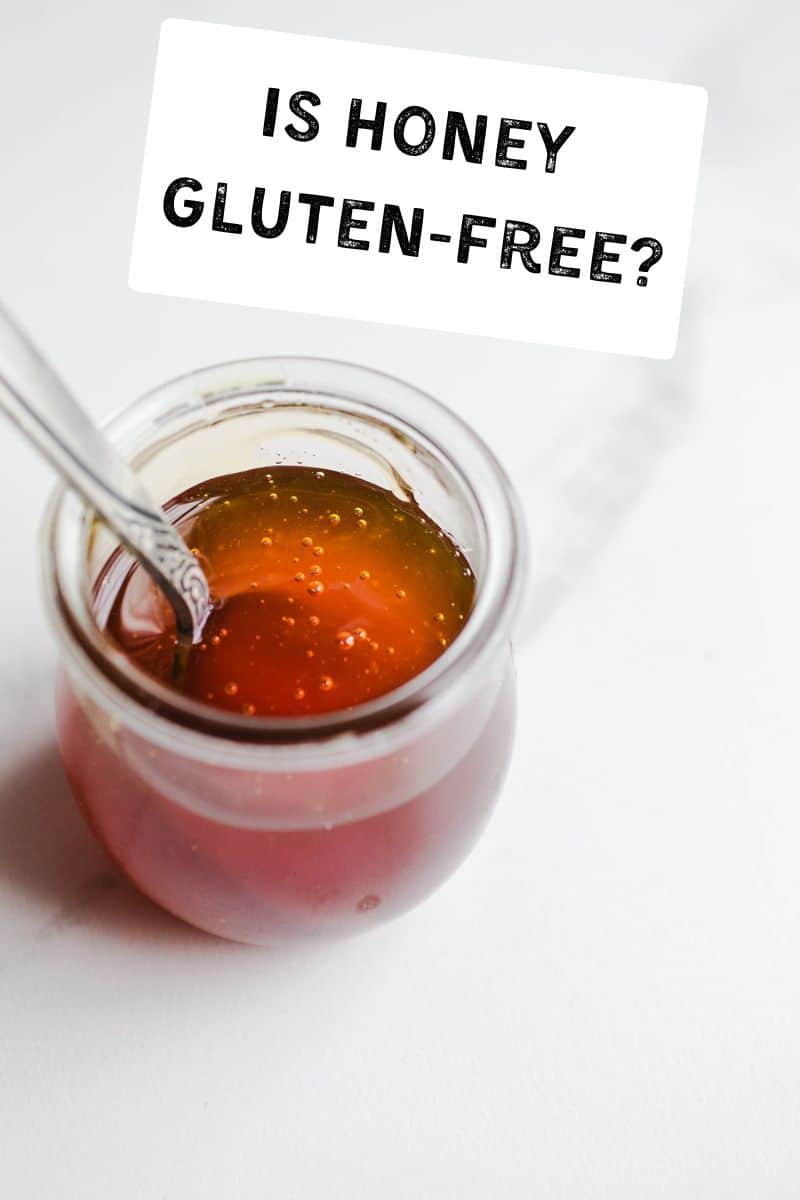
xmin=42 ymin=355 xmax=527 ymax=765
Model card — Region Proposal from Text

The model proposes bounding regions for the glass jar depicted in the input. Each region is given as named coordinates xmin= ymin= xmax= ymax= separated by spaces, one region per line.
xmin=42 ymin=358 xmax=527 ymax=945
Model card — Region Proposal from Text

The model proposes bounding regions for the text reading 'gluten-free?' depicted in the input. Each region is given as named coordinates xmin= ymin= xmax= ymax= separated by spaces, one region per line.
xmin=129 ymin=20 xmax=707 ymax=358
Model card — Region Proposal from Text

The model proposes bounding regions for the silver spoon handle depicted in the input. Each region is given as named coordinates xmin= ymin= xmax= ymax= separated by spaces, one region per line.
xmin=0 ymin=304 xmax=209 ymax=642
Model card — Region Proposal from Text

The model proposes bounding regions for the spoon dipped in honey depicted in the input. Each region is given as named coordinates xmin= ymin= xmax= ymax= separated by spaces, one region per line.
xmin=0 ymin=303 xmax=210 ymax=649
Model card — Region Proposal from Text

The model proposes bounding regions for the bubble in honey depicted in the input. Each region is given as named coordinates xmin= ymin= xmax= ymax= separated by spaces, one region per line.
xmin=307 ymin=581 xmax=324 ymax=595
xmin=319 ymin=675 xmax=334 ymax=692
xmin=261 ymin=536 xmax=273 ymax=546
xmin=294 ymin=572 xmax=305 ymax=582
xmin=357 ymin=894 xmax=381 ymax=912
xmin=211 ymin=635 xmax=221 ymax=647
xmin=395 ymin=588 xmax=407 ymax=600
xmin=243 ymin=703 xmax=256 ymax=716
xmin=281 ymin=616 xmax=296 ymax=627
xmin=356 ymin=518 xmax=367 ymax=529
xmin=290 ymin=495 xmax=298 ymax=503
xmin=220 ymin=627 xmax=229 ymax=638
xmin=329 ymin=513 xmax=341 ymax=526
xmin=354 ymin=507 xmax=364 ymax=517
xmin=301 ymin=536 xmax=313 ymax=547
xmin=433 ymin=612 xmax=445 ymax=623
xmin=308 ymin=615 xmax=320 ymax=628
xmin=338 ymin=632 xmax=356 ymax=651
xmin=224 ymin=681 xmax=239 ymax=696
xmin=314 ymin=470 xmax=325 ymax=479
xmin=313 ymin=545 xmax=324 ymax=556
xmin=359 ymin=570 xmax=370 ymax=581
xmin=309 ymin=565 xmax=322 ymax=577
xmin=269 ymin=492 xmax=278 ymax=501
xmin=293 ymin=687 xmax=305 ymax=701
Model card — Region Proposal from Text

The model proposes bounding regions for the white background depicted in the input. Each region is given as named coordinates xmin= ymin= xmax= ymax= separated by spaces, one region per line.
xmin=130 ymin=21 xmax=706 ymax=358
xmin=1 ymin=1 xmax=799 ymax=1197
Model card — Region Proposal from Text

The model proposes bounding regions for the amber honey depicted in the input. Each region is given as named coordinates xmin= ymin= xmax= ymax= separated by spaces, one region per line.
xmin=50 ymin=359 xmax=522 ymax=944
xmin=106 ymin=466 xmax=476 ymax=715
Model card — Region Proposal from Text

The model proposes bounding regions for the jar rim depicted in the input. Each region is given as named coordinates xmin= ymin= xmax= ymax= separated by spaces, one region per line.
xmin=42 ymin=356 xmax=527 ymax=768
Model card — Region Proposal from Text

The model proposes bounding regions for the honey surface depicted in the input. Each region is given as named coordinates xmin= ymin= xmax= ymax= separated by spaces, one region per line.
xmin=106 ymin=466 xmax=476 ymax=716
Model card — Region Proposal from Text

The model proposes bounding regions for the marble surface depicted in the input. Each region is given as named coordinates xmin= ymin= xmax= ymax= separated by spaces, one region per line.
xmin=1 ymin=1 xmax=799 ymax=1196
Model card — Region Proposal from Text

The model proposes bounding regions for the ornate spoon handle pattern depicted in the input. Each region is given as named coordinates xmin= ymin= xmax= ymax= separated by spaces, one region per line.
xmin=0 ymin=304 xmax=210 ymax=643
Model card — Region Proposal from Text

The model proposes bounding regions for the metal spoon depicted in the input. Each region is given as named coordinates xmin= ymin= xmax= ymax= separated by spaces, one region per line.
xmin=0 ymin=303 xmax=210 ymax=644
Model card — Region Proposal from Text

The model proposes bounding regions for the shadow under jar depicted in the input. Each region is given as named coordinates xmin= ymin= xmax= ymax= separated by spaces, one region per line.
xmin=42 ymin=359 xmax=527 ymax=945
